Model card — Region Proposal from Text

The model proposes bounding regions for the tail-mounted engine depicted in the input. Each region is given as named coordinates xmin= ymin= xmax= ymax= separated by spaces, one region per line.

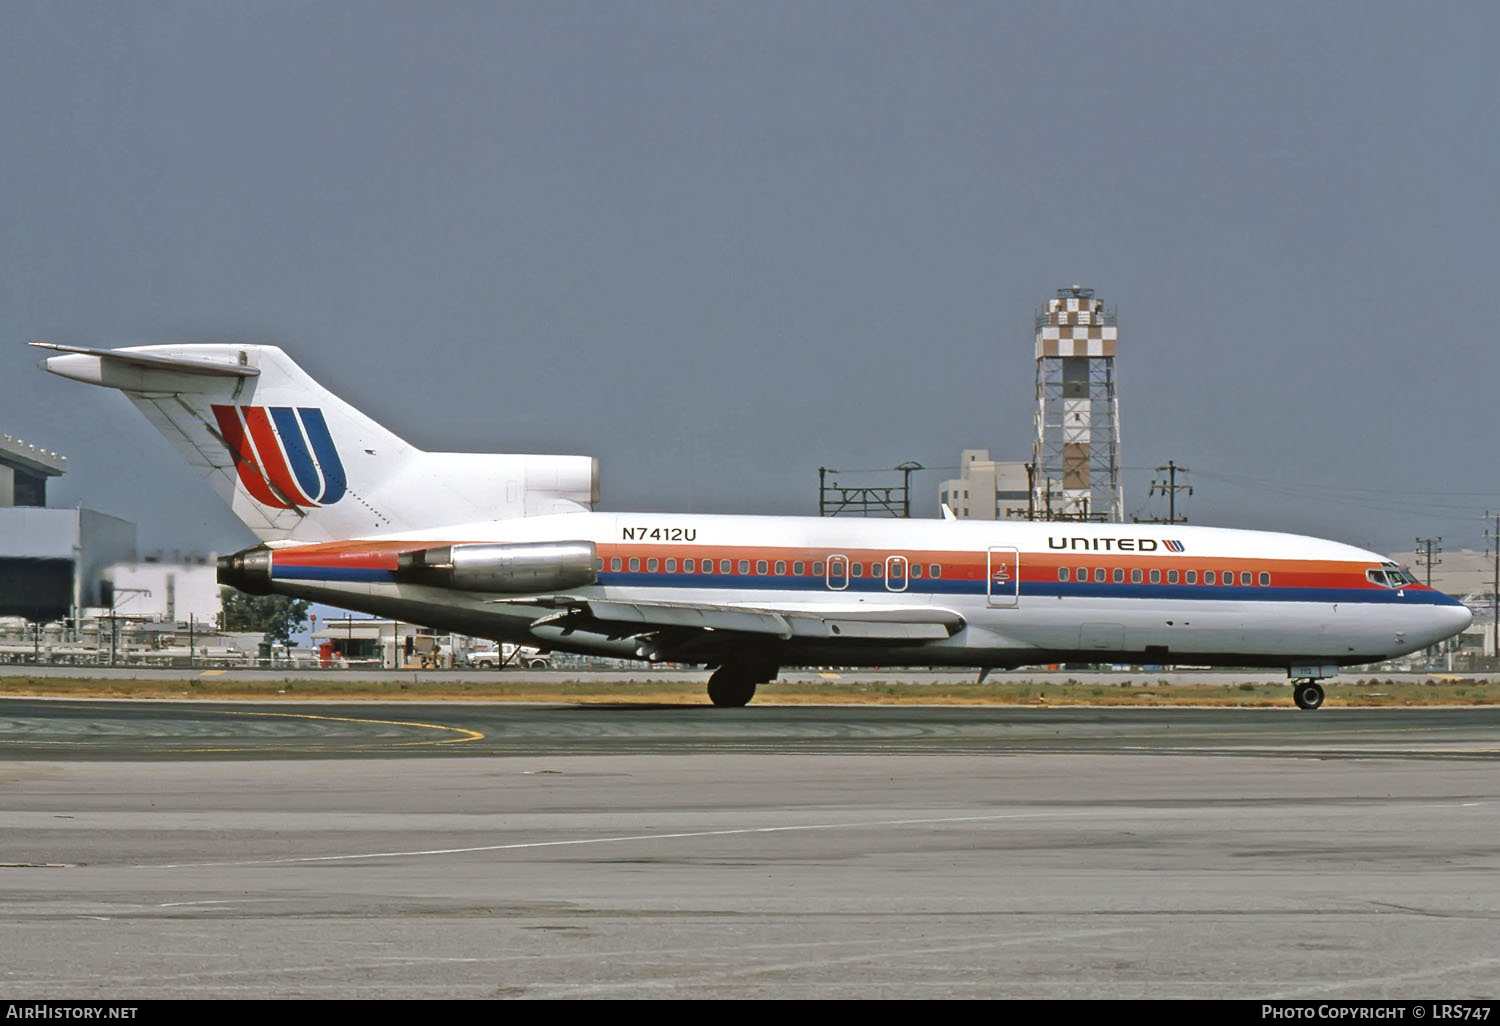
xmin=217 ymin=546 xmax=273 ymax=595
xmin=397 ymin=541 xmax=597 ymax=593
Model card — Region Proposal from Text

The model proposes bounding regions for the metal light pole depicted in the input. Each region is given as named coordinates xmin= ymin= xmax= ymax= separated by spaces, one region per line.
xmin=895 ymin=461 xmax=924 ymax=518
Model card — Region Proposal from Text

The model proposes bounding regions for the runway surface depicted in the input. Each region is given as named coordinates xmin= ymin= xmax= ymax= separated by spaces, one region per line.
xmin=3 ymin=700 xmax=1499 ymax=998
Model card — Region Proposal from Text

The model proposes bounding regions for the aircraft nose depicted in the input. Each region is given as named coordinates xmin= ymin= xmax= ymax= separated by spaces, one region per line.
xmin=1425 ymin=598 xmax=1473 ymax=644
xmin=1445 ymin=602 xmax=1474 ymax=635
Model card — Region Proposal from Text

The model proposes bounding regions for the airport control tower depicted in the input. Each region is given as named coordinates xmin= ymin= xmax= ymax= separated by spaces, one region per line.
xmin=1032 ymin=285 xmax=1123 ymax=521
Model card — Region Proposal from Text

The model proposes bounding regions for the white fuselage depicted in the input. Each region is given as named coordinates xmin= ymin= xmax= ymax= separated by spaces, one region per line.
xmin=259 ymin=512 xmax=1473 ymax=671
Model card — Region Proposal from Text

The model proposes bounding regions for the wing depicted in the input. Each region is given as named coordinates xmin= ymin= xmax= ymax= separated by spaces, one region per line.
xmin=514 ymin=596 xmax=965 ymax=661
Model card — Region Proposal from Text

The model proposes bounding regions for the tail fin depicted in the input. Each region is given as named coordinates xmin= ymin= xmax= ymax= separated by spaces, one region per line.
xmin=33 ymin=343 xmax=597 ymax=543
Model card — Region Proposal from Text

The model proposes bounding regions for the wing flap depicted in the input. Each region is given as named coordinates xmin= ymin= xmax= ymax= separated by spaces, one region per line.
xmin=583 ymin=599 xmax=795 ymax=637
xmin=525 ymin=597 xmax=964 ymax=642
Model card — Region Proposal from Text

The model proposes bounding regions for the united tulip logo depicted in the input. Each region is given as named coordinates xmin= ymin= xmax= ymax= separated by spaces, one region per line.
xmin=211 ymin=405 xmax=347 ymax=509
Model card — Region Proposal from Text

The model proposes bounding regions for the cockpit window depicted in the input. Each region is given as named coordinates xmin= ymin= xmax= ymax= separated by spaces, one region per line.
xmin=1367 ymin=566 xmax=1419 ymax=588
xmin=1385 ymin=563 xmax=1418 ymax=586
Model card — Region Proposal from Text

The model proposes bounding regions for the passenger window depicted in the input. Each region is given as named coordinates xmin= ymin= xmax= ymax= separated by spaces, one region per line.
xmin=629 ymin=557 xmax=640 ymax=572
xmin=929 ymin=564 xmax=941 ymax=578
xmin=647 ymin=558 xmax=658 ymax=572
xmin=756 ymin=560 xmax=768 ymax=575
xmin=1149 ymin=569 xmax=1160 ymax=584
xmin=1186 ymin=570 xmax=1197 ymax=584
xmin=684 ymin=558 xmax=694 ymax=573
xmin=1241 ymin=571 xmax=1252 ymax=586
xmin=1168 ymin=569 xmax=1178 ymax=584
xmin=595 ymin=557 xmax=604 ymax=571
xmin=793 ymin=561 xmax=805 ymax=575
xmin=720 ymin=559 xmax=731 ymax=574
xmin=1203 ymin=571 xmax=1215 ymax=585
xmin=666 ymin=558 xmax=677 ymax=572
xmin=813 ymin=561 xmax=825 ymax=576
xmin=852 ymin=562 xmax=864 ymax=577
xmin=1112 ymin=568 xmax=1124 ymax=583
xmin=1223 ymin=570 xmax=1234 ymax=585
xmin=774 ymin=560 xmax=786 ymax=575
xmin=1058 ymin=567 xmax=1070 ymax=582
xmin=1094 ymin=568 xmax=1106 ymax=583
xmin=611 ymin=557 xmax=622 ymax=572
xmin=910 ymin=563 xmax=922 ymax=578
xmin=871 ymin=562 xmax=882 ymax=578
xmin=738 ymin=560 xmax=749 ymax=574
xmin=1130 ymin=568 xmax=1142 ymax=584
xmin=1259 ymin=572 xmax=1270 ymax=586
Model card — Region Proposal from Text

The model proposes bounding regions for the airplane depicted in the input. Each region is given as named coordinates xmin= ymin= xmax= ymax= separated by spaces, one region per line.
xmin=33 ymin=341 xmax=1473 ymax=710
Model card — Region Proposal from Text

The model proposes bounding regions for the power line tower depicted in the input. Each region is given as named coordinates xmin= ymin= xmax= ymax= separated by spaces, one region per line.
xmin=1486 ymin=514 xmax=1500 ymax=664
xmin=1414 ymin=535 xmax=1445 ymax=664
xmin=1139 ymin=461 xmax=1192 ymax=524
xmin=1414 ymin=536 xmax=1443 ymax=587
xmin=818 ymin=463 xmax=924 ymax=517
xmin=1032 ymin=285 xmax=1122 ymax=522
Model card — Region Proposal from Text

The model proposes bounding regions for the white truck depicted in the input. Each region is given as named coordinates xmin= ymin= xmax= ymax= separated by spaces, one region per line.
xmin=466 ymin=643 xmax=551 ymax=669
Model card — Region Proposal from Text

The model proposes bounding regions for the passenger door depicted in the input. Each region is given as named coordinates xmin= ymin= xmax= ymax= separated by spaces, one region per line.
xmin=987 ymin=547 xmax=1019 ymax=608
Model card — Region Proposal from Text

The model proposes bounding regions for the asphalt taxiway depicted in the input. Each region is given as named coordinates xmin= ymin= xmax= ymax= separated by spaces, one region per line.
xmin=2 ymin=700 xmax=1498 ymax=998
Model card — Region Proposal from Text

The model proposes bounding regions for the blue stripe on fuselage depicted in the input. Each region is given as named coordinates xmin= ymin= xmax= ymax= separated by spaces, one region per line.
xmin=275 ymin=566 xmax=398 ymax=584
xmin=266 ymin=564 xmax=1460 ymax=608
xmin=592 ymin=572 xmax=1459 ymax=606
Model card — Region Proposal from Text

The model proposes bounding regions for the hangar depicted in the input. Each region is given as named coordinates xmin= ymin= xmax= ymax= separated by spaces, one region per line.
xmin=0 ymin=432 xmax=135 ymax=621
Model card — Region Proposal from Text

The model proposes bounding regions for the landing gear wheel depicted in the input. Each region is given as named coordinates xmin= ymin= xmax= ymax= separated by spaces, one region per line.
xmin=707 ymin=668 xmax=757 ymax=708
xmin=1293 ymin=681 xmax=1325 ymax=711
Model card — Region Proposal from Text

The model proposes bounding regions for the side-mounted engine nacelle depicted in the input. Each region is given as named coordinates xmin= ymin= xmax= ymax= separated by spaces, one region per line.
xmin=396 ymin=541 xmax=598 ymax=593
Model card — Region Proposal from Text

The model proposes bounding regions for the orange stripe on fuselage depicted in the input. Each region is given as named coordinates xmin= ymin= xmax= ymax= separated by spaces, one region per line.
xmin=270 ymin=539 xmax=1417 ymax=594
xmin=594 ymin=545 xmax=1410 ymax=591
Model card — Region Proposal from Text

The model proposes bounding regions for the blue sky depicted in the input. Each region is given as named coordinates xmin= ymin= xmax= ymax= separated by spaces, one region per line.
xmin=4 ymin=1 xmax=1498 ymax=558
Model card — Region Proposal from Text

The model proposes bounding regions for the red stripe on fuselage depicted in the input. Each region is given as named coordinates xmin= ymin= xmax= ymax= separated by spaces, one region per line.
xmin=270 ymin=538 xmax=1418 ymax=596
xmin=274 ymin=544 xmax=402 ymax=570
xmin=592 ymin=544 xmax=1412 ymax=592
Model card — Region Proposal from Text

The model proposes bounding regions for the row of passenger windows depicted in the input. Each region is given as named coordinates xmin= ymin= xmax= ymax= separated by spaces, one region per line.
xmin=598 ymin=556 xmax=944 ymax=579
xmin=1059 ymin=566 xmax=1271 ymax=587
xmin=595 ymin=557 xmax=1278 ymax=587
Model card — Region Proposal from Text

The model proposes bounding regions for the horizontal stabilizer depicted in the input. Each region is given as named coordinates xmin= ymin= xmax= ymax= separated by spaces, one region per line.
xmin=30 ymin=341 xmax=260 ymax=379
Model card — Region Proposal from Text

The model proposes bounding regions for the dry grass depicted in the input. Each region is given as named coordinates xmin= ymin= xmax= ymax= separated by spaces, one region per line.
xmin=2 ymin=674 xmax=1497 ymax=707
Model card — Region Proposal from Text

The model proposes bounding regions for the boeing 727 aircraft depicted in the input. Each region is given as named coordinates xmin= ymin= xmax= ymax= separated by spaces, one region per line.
xmin=34 ymin=342 xmax=1472 ymax=709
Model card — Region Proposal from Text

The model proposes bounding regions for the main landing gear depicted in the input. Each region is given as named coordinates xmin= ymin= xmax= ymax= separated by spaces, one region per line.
xmin=1291 ymin=680 xmax=1325 ymax=711
xmin=706 ymin=660 xmax=779 ymax=707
